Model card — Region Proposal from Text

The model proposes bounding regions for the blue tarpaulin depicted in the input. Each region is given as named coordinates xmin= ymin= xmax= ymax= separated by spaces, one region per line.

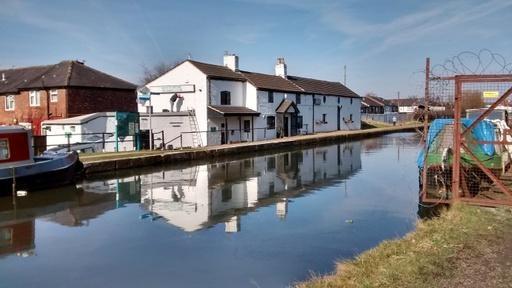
xmin=417 ymin=118 xmax=496 ymax=168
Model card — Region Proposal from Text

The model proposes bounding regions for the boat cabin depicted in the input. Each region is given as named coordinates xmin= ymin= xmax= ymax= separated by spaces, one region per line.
xmin=0 ymin=126 xmax=34 ymax=169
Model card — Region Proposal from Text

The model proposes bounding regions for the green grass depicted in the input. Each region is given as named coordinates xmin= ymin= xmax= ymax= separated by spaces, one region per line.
xmin=297 ymin=204 xmax=512 ymax=288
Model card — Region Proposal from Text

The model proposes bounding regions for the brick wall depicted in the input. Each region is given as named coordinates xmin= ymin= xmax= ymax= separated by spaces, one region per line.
xmin=0 ymin=87 xmax=136 ymax=134
xmin=67 ymin=88 xmax=137 ymax=117
xmin=0 ymin=89 xmax=67 ymax=133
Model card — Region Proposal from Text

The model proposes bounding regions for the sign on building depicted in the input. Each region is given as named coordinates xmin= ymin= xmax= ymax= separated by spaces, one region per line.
xmin=149 ymin=84 xmax=195 ymax=94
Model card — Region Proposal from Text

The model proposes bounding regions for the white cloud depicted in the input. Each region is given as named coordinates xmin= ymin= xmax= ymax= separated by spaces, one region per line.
xmin=320 ymin=0 xmax=512 ymax=58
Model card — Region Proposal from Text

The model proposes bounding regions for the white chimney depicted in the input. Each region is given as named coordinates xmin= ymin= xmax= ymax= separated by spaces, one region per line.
xmin=275 ymin=57 xmax=287 ymax=78
xmin=223 ymin=53 xmax=239 ymax=71
xmin=1 ymin=73 xmax=5 ymax=81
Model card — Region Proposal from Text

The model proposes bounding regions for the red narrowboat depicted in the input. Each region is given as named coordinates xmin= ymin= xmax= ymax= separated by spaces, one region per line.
xmin=0 ymin=126 xmax=83 ymax=195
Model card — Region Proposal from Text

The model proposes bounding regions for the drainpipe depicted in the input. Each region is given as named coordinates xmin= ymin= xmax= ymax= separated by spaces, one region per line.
xmin=312 ymin=94 xmax=315 ymax=134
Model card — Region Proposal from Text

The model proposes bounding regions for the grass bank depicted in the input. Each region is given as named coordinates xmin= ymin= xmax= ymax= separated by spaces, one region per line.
xmin=298 ymin=204 xmax=512 ymax=288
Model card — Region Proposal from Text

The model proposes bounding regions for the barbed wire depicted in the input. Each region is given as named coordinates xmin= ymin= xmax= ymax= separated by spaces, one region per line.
xmin=430 ymin=49 xmax=512 ymax=78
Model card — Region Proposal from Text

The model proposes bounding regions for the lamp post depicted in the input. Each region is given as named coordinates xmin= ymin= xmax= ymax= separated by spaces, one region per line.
xmin=138 ymin=87 xmax=153 ymax=150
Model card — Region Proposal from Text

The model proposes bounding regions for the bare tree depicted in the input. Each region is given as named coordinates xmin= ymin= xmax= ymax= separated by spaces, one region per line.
xmin=140 ymin=60 xmax=183 ymax=85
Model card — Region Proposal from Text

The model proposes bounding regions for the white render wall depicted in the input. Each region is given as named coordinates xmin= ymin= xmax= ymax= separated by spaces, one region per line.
xmin=209 ymin=79 xmax=246 ymax=106
xmin=43 ymin=113 xmax=135 ymax=152
xmin=139 ymin=113 xmax=193 ymax=149
xmin=141 ymin=61 xmax=209 ymax=146
xmin=142 ymin=61 xmax=361 ymax=147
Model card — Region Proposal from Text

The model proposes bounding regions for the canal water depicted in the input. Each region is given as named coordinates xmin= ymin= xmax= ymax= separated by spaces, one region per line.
xmin=0 ymin=132 xmax=420 ymax=288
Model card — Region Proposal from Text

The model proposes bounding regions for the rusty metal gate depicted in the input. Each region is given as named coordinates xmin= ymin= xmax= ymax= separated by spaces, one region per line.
xmin=420 ymin=56 xmax=512 ymax=207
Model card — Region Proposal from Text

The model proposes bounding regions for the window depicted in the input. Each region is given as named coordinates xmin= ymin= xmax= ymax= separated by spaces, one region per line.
xmin=350 ymin=98 xmax=353 ymax=105
xmin=4 ymin=95 xmax=14 ymax=111
xmin=0 ymin=139 xmax=9 ymax=160
xmin=268 ymin=91 xmax=274 ymax=103
xmin=29 ymin=90 xmax=40 ymax=106
xmin=323 ymin=95 xmax=326 ymax=103
xmin=322 ymin=113 xmax=327 ymax=123
xmin=338 ymin=96 xmax=340 ymax=104
xmin=267 ymin=156 xmax=276 ymax=170
xmin=297 ymin=116 xmax=303 ymax=129
xmin=266 ymin=116 xmax=275 ymax=129
xmin=220 ymin=91 xmax=231 ymax=105
xmin=50 ymin=89 xmax=58 ymax=102
xmin=350 ymin=114 xmax=353 ymax=121
xmin=295 ymin=93 xmax=301 ymax=104
xmin=284 ymin=154 xmax=289 ymax=167
xmin=243 ymin=120 xmax=251 ymax=132
xmin=222 ymin=186 xmax=232 ymax=202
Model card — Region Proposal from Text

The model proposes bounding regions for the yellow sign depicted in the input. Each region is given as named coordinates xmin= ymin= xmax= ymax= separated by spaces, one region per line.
xmin=483 ymin=91 xmax=500 ymax=98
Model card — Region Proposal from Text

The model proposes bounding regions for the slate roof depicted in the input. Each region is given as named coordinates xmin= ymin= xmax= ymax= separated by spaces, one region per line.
xmin=362 ymin=96 xmax=396 ymax=107
xmin=287 ymin=75 xmax=359 ymax=98
xmin=188 ymin=60 xmax=246 ymax=81
xmin=275 ymin=99 xmax=299 ymax=114
xmin=389 ymin=98 xmax=424 ymax=107
xmin=208 ymin=105 xmax=260 ymax=116
xmin=239 ymin=71 xmax=303 ymax=93
xmin=0 ymin=61 xmax=136 ymax=95
xmin=184 ymin=60 xmax=360 ymax=98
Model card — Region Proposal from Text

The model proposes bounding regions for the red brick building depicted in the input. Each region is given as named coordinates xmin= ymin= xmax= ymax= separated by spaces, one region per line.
xmin=0 ymin=60 xmax=137 ymax=134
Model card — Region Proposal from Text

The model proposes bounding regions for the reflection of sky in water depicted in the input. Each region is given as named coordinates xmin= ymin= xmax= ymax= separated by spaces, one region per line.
xmin=0 ymin=133 xmax=420 ymax=288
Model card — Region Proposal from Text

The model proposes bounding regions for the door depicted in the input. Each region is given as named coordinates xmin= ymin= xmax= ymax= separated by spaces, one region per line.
xmin=283 ymin=116 xmax=289 ymax=137
xmin=243 ymin=120 xmax=251 ymax=141
xmin=337 ymin=106 xmax=341 ymax=130
xmin=290 ymin=114 xmax=298 ymax=136
xmin=221 ymin=123 xmax=226 ymax=145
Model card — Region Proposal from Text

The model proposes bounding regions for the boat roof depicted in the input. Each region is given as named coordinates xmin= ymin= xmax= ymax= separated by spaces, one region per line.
xmin=0 ymin=125 xmax=29 ymax=133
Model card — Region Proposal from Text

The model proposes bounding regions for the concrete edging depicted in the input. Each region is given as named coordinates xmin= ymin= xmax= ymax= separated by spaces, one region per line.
xmin=82 ymin=125 xmax=420 ymax=175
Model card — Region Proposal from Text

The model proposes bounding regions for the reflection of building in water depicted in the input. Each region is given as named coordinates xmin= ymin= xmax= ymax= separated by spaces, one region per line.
xmin=0 ymin=142 xmax=362 ymax=257
xmin=47 ymin=178 xmax=142 ymax=227
xmin=0 ymin=183 xmax=143 ymax=258
xmin=276 ymin=198 xmax=288 ymax=220
xmin=138 ymin=142 xmax=362 ymax=233
xmin=0 ymin=220 xmax=35 ymax=258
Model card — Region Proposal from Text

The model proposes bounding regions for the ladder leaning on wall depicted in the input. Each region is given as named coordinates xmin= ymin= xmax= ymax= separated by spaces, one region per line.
xmin=187 ymin=109 xmax=203 ymax=147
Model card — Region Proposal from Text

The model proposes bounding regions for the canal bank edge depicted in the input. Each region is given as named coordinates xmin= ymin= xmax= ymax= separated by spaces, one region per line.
xmin=296 ymin=204 xmax=512 ymax=288
xmin=81 ymin=123 xmax=422 ymax=175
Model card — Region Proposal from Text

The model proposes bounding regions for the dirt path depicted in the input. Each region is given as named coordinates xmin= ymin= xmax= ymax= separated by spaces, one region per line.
xmin=442 ymin=209 xmax=512 ymax=288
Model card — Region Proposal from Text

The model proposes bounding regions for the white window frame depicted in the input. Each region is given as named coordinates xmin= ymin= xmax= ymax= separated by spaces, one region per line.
xmin=29 ymin=90 xmax=40 ymax=107
xmin=0 ymin=139 xmax=10 ymax=160
xmin=50 ymin=89 xmax=58 ymax=102
xmin=4 ymin=95 xmax=15 ymax=111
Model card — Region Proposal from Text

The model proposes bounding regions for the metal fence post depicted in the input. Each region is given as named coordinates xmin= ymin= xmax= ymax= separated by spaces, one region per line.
xmin=161 ymin=131 xmax=165 ymax=150
xmin=452 ymin=76 xmax=462 ymax=201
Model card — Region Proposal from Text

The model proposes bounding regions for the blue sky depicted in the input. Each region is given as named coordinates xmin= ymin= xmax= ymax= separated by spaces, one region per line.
xmin=1 ymin=0 xmax=511 ymax=98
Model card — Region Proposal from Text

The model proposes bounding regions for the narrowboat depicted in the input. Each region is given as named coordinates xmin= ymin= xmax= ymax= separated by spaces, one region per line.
xmin=0 ymin=126 xmax=83 ymax=196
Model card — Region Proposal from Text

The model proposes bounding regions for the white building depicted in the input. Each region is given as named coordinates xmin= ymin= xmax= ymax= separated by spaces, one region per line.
xmin=139 ymin=54 xmax=361 ymax=147
xmin=41 ymin=112 xmax=138 ymax=152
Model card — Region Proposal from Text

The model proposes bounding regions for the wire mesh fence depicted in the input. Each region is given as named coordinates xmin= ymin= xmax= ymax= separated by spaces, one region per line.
xmin=420 ymin=68 xmax=512 ymax=207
